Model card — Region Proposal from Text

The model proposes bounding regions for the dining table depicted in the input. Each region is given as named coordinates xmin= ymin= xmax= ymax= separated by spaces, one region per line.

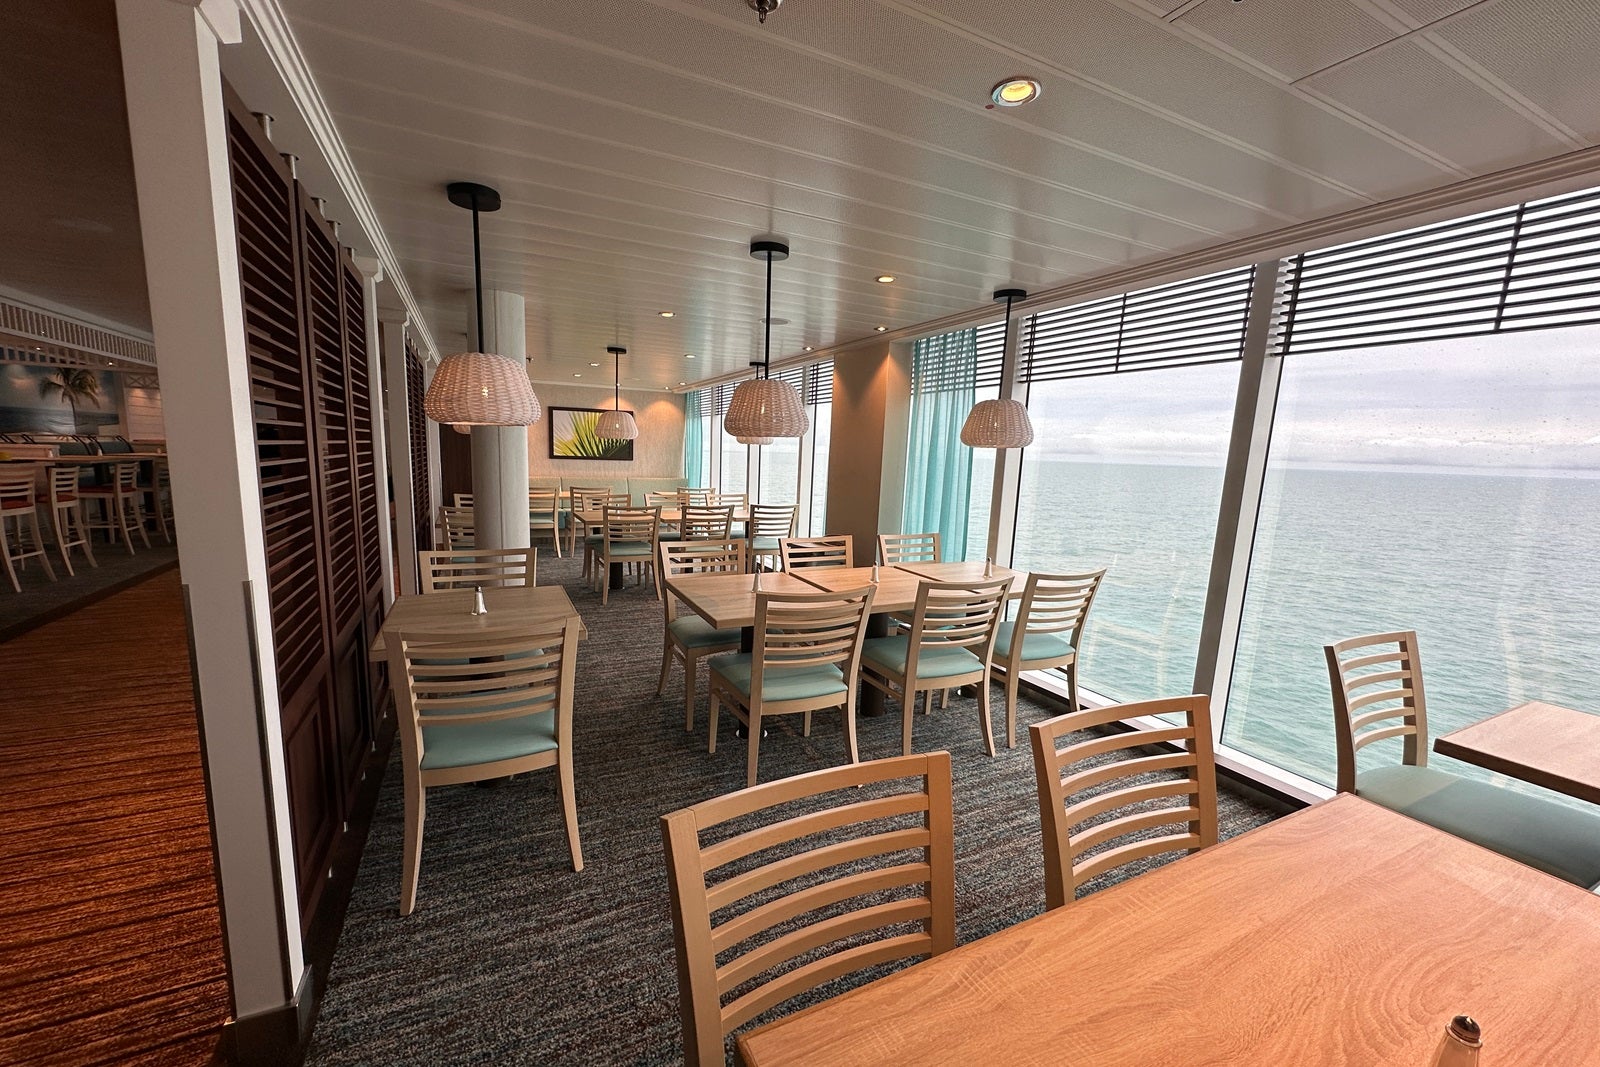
xmin=573 ymin=507 xmax=754 ymax=589
xmin=1434 ymin=701 xmax=1600 ymax=805
xmin=736 ymin=793 xmax=1600 ymax=1066
xmin=368 ymin=583 xmax=585 ymax=660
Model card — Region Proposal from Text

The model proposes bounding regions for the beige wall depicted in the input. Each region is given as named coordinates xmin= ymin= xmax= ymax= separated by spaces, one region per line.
xmin=824 ymin=340 xmax=911 ymax=561
xmin=528 ymin=382 xmax=685 ymax=479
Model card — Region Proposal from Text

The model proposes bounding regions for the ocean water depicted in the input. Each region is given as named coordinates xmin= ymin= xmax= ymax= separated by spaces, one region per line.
xmin=1007 ymin=458 xmax=1600 ymax=787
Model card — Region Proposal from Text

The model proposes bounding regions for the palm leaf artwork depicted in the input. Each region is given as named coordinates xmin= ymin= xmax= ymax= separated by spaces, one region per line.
xmin=552 ymin=409 xmax=632 ymax=459
xmin=38 ymin=369 xmax=103 ymax=433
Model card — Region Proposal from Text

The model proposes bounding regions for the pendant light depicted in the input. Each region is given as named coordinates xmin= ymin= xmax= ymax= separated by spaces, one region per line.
xmin=733 ymin=365 xmax=774 ymax=445
xmin=724 ymin=239 xmax=809 ymax=443
xmin=960 ymin=288 xmax=1034 ymax=448
xmin=423 ymin=182 xmax=542 ymax=426
xmin=594 ymin=345 xmax=639 ymax=440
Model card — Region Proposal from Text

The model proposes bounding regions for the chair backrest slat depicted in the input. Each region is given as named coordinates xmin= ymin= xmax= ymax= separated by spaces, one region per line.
xmin=678 ymin=504 xmax=735 ymax=540
xmin=748 ymin=504 xmax=798 ymax=539
xmin=779 ymin=535 xmax=852 ymax=570
xmin=418 ymin=547 xmax=536 ymax=592
xmin=877 ymin=531 xmax=940 ymax=565
xmin=1324 ymin=629 xmax=1428 ymax=793
xmin=603 ymin=505 xmax=659 ymax=544
xmin=439 ymin=504 xmax=475 ymax=550
xmin=660 ymin=539 xmax=746 ymax=621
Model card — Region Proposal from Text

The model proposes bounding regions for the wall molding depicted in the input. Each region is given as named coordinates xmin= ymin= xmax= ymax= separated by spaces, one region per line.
xmin=0 ymin=289 xmax=157 ymax=367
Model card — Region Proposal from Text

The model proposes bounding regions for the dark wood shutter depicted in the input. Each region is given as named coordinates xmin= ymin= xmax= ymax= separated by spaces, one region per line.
xmin=406 ymin=341 xmax=432 ymax=552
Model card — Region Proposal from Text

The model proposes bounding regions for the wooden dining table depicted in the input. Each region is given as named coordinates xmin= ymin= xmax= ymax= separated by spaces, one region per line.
xmin=368 ymin=584 xmax=585 ymax=660
xmin=737 ymin=794 xmax=1600 ymax=1066
xmin=573 ymin=508 xmax=754 ymax=589
xmin=1434 ymin=701 xmax=1600 ymax=805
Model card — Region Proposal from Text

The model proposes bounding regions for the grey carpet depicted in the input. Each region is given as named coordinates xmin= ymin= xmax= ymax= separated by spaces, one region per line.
xmin=0 ymin=541 xmax=179 ymax=644
xmin=306 ymin=554 xmax=1279 ymax=1066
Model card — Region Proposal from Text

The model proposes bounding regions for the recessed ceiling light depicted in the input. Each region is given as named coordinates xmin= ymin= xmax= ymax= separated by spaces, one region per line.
xmin=659 ymin=310 xmax=675 ymax=318
xmin=678 ymin=381 xmax=687 ymax=385
xmin=684 ymin=353 xmax=696 ymax=359
xmin=572 ymin=372 xmax=582 ymax=377
xmin=588 ymin=362 xmax=600 ymax=367
xmin=876 ymin=274 xmax=896 ymax=284
xmin=990 ymin=77 xmax=1041 ymax=108
xmin=803 ymin=346 xmax=813 ymax=352
xmin=875 ymin=325 xmax=888 ymax=332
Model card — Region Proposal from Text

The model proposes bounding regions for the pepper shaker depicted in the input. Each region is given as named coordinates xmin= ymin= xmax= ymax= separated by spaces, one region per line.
xmin=471 ymin=584 xmax=488 ymax=616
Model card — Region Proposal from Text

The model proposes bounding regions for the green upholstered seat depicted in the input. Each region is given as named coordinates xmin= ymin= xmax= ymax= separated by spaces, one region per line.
xmin=604 ymin=540 xmax=654 ymax=558
xmin=750 ymin=535 xmax=781 ymax=552
xmin=712 ymin=654 xmax=847 ymax=702
xmin=668 ymin=615 xmax=740 ymax=650
xmin=421 ymin=710 xmax=556 ymax=770
xmin=861 ymin=635 xmax=982 ymax=680
xmin=993 ymin=621 xmax=1073 ymax=663
xmin=1356 ymin=764 xmax=1600 ymax=888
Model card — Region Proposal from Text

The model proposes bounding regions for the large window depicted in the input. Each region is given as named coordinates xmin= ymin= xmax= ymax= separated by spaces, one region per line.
xmin=756 ymin=435 xmax=798 ymax=505
xmin=807 ymin=400 xmax=831 ymax=535
xmin=1226 ymin=329 xmax=1600 ymax=784
xmin=720 ymin=434 xmax=748 ymax=497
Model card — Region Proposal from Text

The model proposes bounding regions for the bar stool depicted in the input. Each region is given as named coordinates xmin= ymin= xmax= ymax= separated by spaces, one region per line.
xmin=39 ymin=464 xmax=97 ymax=576
xmin=80 ymin=461 xmax=150 ymax=555
xmin=144 ymin=460 xmax=174 ymax=544
xmin=0 ymin=468 xmax=58 ymax=593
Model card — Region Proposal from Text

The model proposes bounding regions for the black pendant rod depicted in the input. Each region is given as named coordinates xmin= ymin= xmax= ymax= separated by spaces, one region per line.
xmin=472 ymin=205 xmax=484 ymax=353
xmin=763 ymin=249 xmax=773 ymax=379
xmin=614 ymin=349 xmax=621 ymax=407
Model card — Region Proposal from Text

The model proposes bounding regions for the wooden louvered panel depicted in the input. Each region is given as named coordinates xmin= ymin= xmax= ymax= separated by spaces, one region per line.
xmin=343 ymin=264 xmax=383 ymax=600
xmin=406 ymin=342 xmax=432 ymax=553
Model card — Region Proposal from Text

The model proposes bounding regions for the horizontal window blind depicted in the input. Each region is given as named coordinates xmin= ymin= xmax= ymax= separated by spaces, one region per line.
xmin=910 ymin=320 xmax=1004 ymax=393
xmin=1277 ymin=186 xmax=1600 ymax=354
xmin=804 ymin=359 xmax=833 ymax=406
xmin=1020 ymin=264 xmax=1255 ymax=383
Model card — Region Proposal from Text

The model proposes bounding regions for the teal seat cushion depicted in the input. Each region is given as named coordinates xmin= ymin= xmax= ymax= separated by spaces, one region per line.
xmin=668 ymin=615 xmax=740 ymax=650
xmin=861 ymin=635 xmax=982 ymax=681
xmin=712 ymin=654 xmax=847 ymax=702
xmin=993 ymin=621 xmax=1074 ymax=664
xmin=750 ymin=535 xmax=780 ymax=552
xmin=1357 ymin=764 xmax=1600 ymax=888
xmin=421 ymin=710 xmax=556 ymax=770
xmin=604 ymin=541 xmax=653 ymax=558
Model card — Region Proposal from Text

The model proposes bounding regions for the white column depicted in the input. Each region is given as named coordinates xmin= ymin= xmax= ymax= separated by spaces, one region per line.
xmin=468 ymin=288 xmax=530 ymax=551
xmin=380 ymin=308 xmax=417 ymax=595
xmin=116 ymin=0 xmax=304 ymax=1027
xmin=353 ymin=256 xmax=396 ymax=609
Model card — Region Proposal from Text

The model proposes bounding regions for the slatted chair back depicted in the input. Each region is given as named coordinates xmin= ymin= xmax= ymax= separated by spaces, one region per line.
xmin=877 ymin=531 xmax=940 ymax=566
xmin=439 ymin=505 xmax=475 ymax=550
xmin=418 ymin=547 xmax=537 ymax=592
xmin=603 ymin=505 xmax=660 ymax=548
xmin=779 ymin=535 xmax=853 ymax=570
xmin=677 ymin=487 xmax=713 ymax=508
xmin=661 ymin=751 xmax=956 ymax=1067
xmin=1324 ymin=630 xmax=1429 ymax=794
xmin=708 ymin=491 xmax=748 ymax=510
xmin=748 ymin=504 xmax=798 ymax=540
xmin=1029 ymin=695 xmax=1219 ymax=910
xmin=645 ymin=490 xmax=680 ymax=509
xmin=678 ymin=504 xmax=734 ymax=540
xmin=752 ymin=586 xmax=874 ymax=693
xmin=659 ymin=539 xmax=746 ymax=619
xmin=452 ymin=492 xmax=474 ymax=508
xmin=1011 ymin=570 xmax=1104 ymax=648
xmin=0 ymin=469 xmax=35 ymax=512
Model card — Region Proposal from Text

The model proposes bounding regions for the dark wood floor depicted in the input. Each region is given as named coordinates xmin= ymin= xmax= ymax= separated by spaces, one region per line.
xmin=0 ymin=570 xmax=228 ymax=1065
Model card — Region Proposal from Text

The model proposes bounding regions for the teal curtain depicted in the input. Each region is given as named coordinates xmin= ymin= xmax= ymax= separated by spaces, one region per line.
xmin=682 ymin=389 xmax=705 ymax=486
xmin=903 ymin=328 xmax=976 ymax=562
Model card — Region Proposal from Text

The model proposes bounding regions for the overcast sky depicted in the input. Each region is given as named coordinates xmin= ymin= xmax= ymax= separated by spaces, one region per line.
xmin=1024 ymin=325 xmax=1600 ymax=473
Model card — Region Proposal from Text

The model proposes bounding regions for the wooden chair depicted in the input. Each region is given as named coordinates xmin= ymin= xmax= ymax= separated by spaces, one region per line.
xmin=676 ymin=487 xmax=713 ymax=509
xmin=0 ymin=468 xmax=57 ymax=593
xmin=677 ymin=504 xmax=734 ymax=541
xmin=657 ymin=539 xmax=746 ymax=731
xmin=1325 ymin=630 xmax=1600 ymax=888
xmin=778 ymin=535 xmax=852 ymax=571
xmin=746 ymin=504 xmax=798 ymax=571
xmin=80 ymin=461 xmax=149 ymax=555
xmin=994 ymin=569 xmax=1106 ymax=748
xmin=661 ymin=751 xmax=955 ymax=1067
xmin=1029 ymin=695 xmax=1218 ymax=910
xmin=39 ymin=465 xmax=96 ymax=577
xmin=644 ymin=490 xmax=680 ymax=509
xmin=593 ymin=505 xmax=659 ymax=605
xmin=143 ymin=459 xmax=174 ymax=545
xmin=452 ymin=492 xmax=474 ymax=508
xmin=564 ymin=484 xmax=608 ymax=555
xmin=419 ymin=547 xmax=536 ymax=592
xmin=439 ymin=504 xmax=475 ymax=551
xmin=877 ymin=531 xmax=940 ymax=566
xmin=708 ymin=585 xmax=877 ymax=786
xmin=571 ymin=488 xmax=623 ymax=579
xmin=386 ymin=620 xmax=584 ymax=915
xmin=860 ymin=578 xmax=1011 ymax=757
xmin=528 ymin=487 xmax=562 ymax=558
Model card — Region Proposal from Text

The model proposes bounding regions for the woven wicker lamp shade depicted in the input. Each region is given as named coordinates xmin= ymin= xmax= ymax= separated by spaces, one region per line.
xmin=724 ymin=377 xmax=809 ymax=440
xmin=594 ymin=408 xmax=639 ymax=440
xmin=424 ymin=351 xmax=543 ymax=426
xmin=960 ymin=397 xmax=1033 ymax=448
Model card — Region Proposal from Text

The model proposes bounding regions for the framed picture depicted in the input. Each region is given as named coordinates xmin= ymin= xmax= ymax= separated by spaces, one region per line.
xmin=548 ymin=406 xmax=635 ymax=461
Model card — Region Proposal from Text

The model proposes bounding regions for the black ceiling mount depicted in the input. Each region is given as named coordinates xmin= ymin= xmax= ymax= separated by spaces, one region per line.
xmin=993 ymin=287 xmax=1028 ymax=304
xmin=750 ymin=239 xmax=790 ymax=261
xmin=746 ymin=0 xmax=782 ymax=25
xmin=446 ymin=181 xmax=501 ymax=213
xmin=606 ymin=345 xmax=627 ymax=356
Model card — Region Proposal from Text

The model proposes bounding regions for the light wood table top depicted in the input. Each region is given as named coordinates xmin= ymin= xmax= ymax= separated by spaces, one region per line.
xmin=790 ymin=565 xmax=927 ymax=613
xmin=663 ymin=572 xmax=817 ymax=630
xmin=893 ymin=560 xmax=1022 ymax=585
xmin=737 ymin=794 xmax=1600 ymax=1067
xmin=574 ymin=508 xmax=751 ymax=526
xmin=0 ymin=452 xmax=167 ymax=464
xmin=1435 ymin=701 xmax=1600 ymax=805
xmin=369 ymin=585 xmax=585 ymax=660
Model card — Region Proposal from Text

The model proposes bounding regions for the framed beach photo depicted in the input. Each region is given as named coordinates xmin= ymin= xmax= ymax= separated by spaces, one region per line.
xmin=548 ymin=406 xmax=635 ymax=461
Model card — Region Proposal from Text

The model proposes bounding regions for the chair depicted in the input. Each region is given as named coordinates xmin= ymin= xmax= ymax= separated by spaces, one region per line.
xmin=677 ymin=504 xmax=734 ymax=541
xmin=0 ymin=468 xmax=57 ymax=593
xmin=877 ymin=532 xmax=940 ymax=566
xmin=657 ymin=539 xmax=746 ymax=731
xmin=778 ymin=535 xmax=852 ymax=571
xmin=860 ymin=578 xmax=1011 ymax=757
xmin=39 ymin=465 xmax=97 ymax=576
xmin=565 ymin=484 xmax=611 ymax=556
xmin=571 ymin=488 xmax=623 ymax=579
xmin=1326 ymin=630 xmax=1600 ymax=889
xmin=593 ymin=505 xmax=659 ymax=605
xmin=708 ymin=585 xmax=877 ymax=786
xmin=80 ymin=461 xmax=149 ymax=555
xmin=143 ymin=460 xmax=174 ymax=545
xmin=644 ymin=490 xmax=680 ymax=509
xmin=439 ymin=504 xmax=475 ymax=551
xmin=661 ymin=751 xmax=955 ymax=1067
xmin=1029 ymin=695 xmax=1218 ymax=910
xmin=676 ymin=487 xmax=713 ymax=509
xmin=386 ymin=620 xmax=584 ymax=915
xmin=746 ymin=504 xmax=798 ymax=571
xmin=993 ymin=569 xmax=1106 ymax=748
xmin=528 ymin=487 xmax=562 ymax=558
xmin=452 ymin=492 xmax=474 ymax=508
xmin=419 ymin=547 xmax=536 ymax=592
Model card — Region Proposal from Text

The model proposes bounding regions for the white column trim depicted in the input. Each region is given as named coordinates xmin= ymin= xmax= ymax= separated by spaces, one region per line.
xmin=353 ymin=257 xmax=395 ymax=609
xmin=380 ymin=308 xmax=417 ymax=596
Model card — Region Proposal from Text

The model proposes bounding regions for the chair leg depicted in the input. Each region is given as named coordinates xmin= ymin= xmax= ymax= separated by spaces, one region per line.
xmin=559 ymin=745 xmax=583 ymax=872
xmin=940 ymin=688 xmax=949 ymax=710
xmin=129 ymin=493 xmax=151 ymax=549
xmin=708 ymin=689 xmax=721 ymax=754
xmin=28 ymin=514 xmax=55 ymax=583
xmin=0 ymin=517 xmax=20 ymax=593
xmin=802 ymin=710 xmax=812 ymax=737
xmin=112 ymin=494 xmax=135 ymax=556
xmin=843 ymin=702 xmax=860 ymax=766
xmin=50 ymin=505 xmax=74 ymax=577
xmin=978 ymin=674 xmax=996 ymax=758
xmin=923 ymin=689 xmax=933 ymax=716
xmin=746 ymin=706 xmax=763 ymax=788
xmin=901 ymin=689 xmax=915 ymax=756
xmin=75 ymin=503 xmax=97 ymax=568
xmin=1005 ymin=670 xmax=1021 ymax=749
xmin=600 ymin=558 xmax=610 ymax=606
xmin=657 ymin=636 xmax=674 ymax=697
xmin=400 ymin=777 xmax=425 ymax=916
xmin=682 ymin=651 xmax=698 ymax=732
xmin=1066 ymin=661 xmax=1079 ymax=712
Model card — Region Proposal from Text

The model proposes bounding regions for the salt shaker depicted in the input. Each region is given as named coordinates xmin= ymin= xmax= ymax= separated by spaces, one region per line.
xmin=984 ymin=557 xmax=994 ymax=578
xmin=871 ymin=561 xmax=880 ymax=583
xmin=1428 ymin=1015 xmax=1481 ymax=1067
xmin=471 ymin=584 xmax=488 ymax=616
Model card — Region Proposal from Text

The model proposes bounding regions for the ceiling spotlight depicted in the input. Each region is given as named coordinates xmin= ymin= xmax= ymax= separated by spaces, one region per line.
xmin=990 ymin=77 xmax=1042 ymax=107
xmin=803 ymin=346 xmax=813 ymax=352
xmin=875 ymin=325 xmax=888 ymax=332
xmin=746 ymin=0 xmax=782 ymax=24
xmin=659 ymin=310 xmax=675 ymax=317
xmin=573 ymin=372 xmax=582 ymax=377
xmin=589 ymin=362 xmax=600 ymax=367
xmin=876 ymin=274 xmax=896 ymax=284
xmin=678 ymin=380 xmax=687 ymax=386
xmin=684 ymin=353 xmax=696 ymax=359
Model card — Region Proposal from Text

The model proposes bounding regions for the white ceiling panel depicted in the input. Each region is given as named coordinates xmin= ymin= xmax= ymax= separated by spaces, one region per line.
xmin=1175 ymin=0 xmax=1401 ymax=82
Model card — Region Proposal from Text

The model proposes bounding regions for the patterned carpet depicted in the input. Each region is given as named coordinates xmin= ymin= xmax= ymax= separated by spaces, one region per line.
xmin=306 ymin=553 xmax=1279 ymax=1066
